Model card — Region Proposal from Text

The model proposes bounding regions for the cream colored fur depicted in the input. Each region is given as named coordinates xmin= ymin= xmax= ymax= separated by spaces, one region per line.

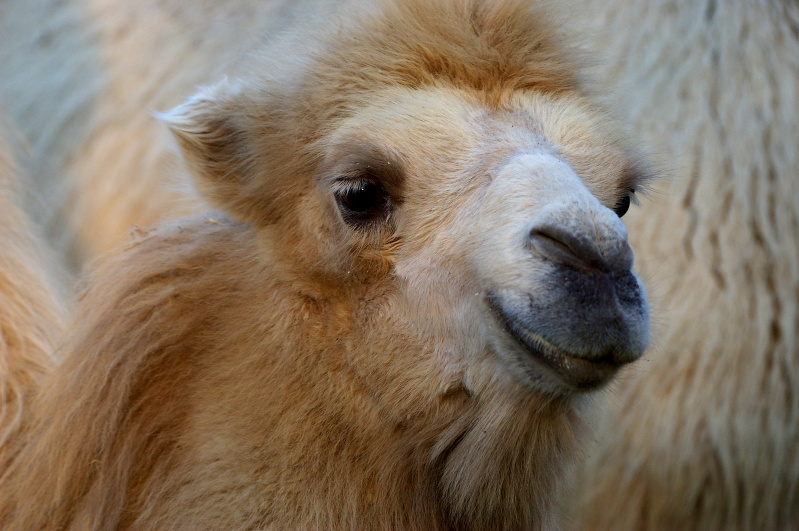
xmin=0 ymin=1 xmax=652 ymax=528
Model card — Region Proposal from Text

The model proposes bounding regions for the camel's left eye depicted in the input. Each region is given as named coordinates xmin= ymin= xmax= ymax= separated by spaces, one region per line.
xmin=613 ymin=192 xmax=632 ymax=218
xmin=334 ymin=180 xmax=389 ymax=226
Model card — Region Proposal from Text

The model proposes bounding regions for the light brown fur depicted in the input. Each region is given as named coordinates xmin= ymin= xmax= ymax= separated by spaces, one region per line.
xmin=0 ymin=1 xmax=651 ymax=528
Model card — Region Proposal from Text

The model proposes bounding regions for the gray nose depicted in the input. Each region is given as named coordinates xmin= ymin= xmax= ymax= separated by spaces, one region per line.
xmin=528 ymin=216 xmax=634 ymax=274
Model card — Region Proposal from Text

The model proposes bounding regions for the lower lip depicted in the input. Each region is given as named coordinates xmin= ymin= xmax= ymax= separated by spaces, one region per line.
xmin=486 ymin=294 xmax=619 ymax=391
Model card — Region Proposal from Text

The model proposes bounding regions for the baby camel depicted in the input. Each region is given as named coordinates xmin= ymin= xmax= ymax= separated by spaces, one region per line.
xmin=0 ymin=0 xmax=651 ymax=528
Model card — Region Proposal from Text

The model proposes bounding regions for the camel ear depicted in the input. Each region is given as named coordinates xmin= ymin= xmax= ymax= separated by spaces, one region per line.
xmin=158 ymin=80 xmax=287 ymax=224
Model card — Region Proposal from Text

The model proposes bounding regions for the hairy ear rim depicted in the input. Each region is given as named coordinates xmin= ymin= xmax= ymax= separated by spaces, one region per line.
xmin=154 ymin=78 xmax=239 ymax=134
xmin=153 ymin=79 xmax=275 ymax=224
xmin=155 ymin=78 xmax=312 ymax=226
xmin=155 ymin=78 xmax=250 ymax=178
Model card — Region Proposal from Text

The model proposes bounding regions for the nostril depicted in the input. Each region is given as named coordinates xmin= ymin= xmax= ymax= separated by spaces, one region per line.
xmin=528 ymin=222 xmax=634 ymax=273
xmin=529 ymin=224 xmax=607 ymax=271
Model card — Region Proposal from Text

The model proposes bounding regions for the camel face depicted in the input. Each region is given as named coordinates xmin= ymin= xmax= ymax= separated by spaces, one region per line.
xmin=262 ymin=86 xmax=648 ymax=397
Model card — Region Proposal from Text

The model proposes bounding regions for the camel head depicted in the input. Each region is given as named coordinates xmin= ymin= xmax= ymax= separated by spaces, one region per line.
xmin=161 ymin=0 xmax=651 ymax=400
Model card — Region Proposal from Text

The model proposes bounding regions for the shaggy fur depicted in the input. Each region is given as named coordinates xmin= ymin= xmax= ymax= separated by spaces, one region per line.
xmin=568 ymin=1 xmax=799 ymax=529
xmin=0 ymin=1 xmax=651 ymax=528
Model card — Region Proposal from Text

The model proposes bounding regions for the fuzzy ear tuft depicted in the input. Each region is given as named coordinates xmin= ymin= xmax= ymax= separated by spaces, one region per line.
xmin=156 ymin=79 xmax=273 ymax=223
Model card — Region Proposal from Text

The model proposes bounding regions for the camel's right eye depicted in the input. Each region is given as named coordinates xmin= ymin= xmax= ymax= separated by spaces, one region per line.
xmin=613 ymin=190 xmax=635 ymax=218
xmin=613 ymin=195 xmax=631 ymax=218
xmin=334 ymin=179 xmax=389 ymax=227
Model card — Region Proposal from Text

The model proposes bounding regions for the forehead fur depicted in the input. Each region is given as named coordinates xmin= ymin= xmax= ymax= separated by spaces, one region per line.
xmin=309 ymin=0 xmax=585 ymax=105
xmin=257 ymin=0 xmax=594 ymax=170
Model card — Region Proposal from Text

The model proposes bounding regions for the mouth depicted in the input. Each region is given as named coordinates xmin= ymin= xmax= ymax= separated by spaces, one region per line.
xmin=486 ymin=294 xmax=620 ymax=391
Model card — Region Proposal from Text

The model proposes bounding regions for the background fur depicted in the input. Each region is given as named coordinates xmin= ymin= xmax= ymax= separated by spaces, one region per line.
xmin=0 ymin=123 xmax=65 ymax=472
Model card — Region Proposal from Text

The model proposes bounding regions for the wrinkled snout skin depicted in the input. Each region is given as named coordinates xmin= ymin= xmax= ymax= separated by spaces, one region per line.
xmin=471 ymin=151 xmax=649 ymax=395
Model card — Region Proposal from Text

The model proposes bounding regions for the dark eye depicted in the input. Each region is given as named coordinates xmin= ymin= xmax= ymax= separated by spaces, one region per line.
xmin=613 ymin=192 xmax=632 ymax=218
xmin=334 ymin=180 xmax=389 ymax=226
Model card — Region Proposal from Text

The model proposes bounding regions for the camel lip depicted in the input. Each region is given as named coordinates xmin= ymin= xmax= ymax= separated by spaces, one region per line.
xmin=485 ymin=293 xmax=621 ymax=391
